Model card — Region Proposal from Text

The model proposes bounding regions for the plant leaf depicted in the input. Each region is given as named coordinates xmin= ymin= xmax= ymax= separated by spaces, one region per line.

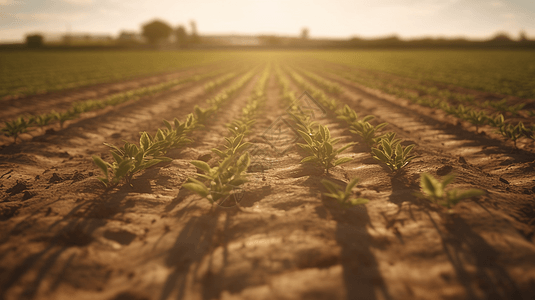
xmin=191 ymin=160 xmax=211 ymax=173
xmin=333 ymin=157 xmax=353 ymax=166
xmin=92 ymin=155 xmax=108 ymax=178
xmin=183 ymin=183 xmax=209 ymax=198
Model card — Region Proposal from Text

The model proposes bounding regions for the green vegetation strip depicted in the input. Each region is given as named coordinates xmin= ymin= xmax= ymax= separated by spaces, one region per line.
xmin=1 ymin=69 xmax=240 ymax=144
xmin=184 ymin=65 xmax=271 ymax=205
xmin=281 ymin=64 xmax=483 ymax=210
xmin=0 ymin=51 xmax=243 ymax=98
xmin=92 ymin=69 xmax=257 ymax=187
xmin=297 ymin=50 xmax=535 ymax=99
xmin=301 ymin=64 xmax=534 ymax=148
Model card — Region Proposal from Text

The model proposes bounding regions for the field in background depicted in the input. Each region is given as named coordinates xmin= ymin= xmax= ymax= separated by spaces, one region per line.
xmin=0 ymin=51 xmax=235 ymax=97
xmin=1 ymin=50 xmax=535 ymax=300
xmin=1 ymin=50 xmax=534 ymax=99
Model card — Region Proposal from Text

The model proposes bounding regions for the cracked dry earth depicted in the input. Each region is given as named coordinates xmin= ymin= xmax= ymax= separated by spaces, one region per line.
xmin=1 ymin=59 xmax=535 ymax=300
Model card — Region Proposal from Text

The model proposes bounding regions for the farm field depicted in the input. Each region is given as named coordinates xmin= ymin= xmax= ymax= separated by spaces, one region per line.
xmin=1 ymin=50 xmax=535 ymax=300
xmin=0 ymin=51 xmax=244 ymax=98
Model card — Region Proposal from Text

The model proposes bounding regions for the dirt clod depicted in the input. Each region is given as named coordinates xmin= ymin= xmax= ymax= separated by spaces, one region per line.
xmin=6 ymin=180 xmax=28 ymax=195
xmin=436 ymin=165 xmax=453 ymax=175
xmin=22 ymin=190 xmax=36 ymax=200
xmin=49 ymin=173 xmax=64 ymax=183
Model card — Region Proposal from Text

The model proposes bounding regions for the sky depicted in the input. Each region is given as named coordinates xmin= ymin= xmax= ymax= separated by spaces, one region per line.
xmin=0 ymin=0 xmax=534 ymax=42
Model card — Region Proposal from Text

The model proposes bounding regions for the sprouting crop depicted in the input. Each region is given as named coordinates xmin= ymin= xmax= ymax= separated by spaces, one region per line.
xmin=417 ymin=173 xmax=484 ymax=209
xmin=212 ymin=133 xmax=252 ymax=159
xmin=348 ymin=117 xmax=388 ymax=148
xmin=33 ymin=114 xmax=55 ymax=129
xmin=1 ymin=117 xmax=32 ymax=143
xmin=92 ymin=132 xmax=172 ymax=187
xmin=321 ymin=178 xmax=369 ymax=208
xmin=371 ymin=133 xmax=416 ymax=174
xmin=464 ymin=109 xmax=487 ymax=132
xmin=498 ymin=122 xmax=524 ymax=148
xmin=52 ymin=110 xmax=78 ymax=128
xmin=184 ymin=152 xmax=250 ymax=205
xmin=336 ymin=105 xmax=387 ymax=148
xmin=297 ymin=124 xmax=355 ymax=174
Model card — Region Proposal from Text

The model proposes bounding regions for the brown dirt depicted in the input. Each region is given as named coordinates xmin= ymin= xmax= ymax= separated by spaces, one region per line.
xmin=1 ymin=62 xmax=535 ymax=300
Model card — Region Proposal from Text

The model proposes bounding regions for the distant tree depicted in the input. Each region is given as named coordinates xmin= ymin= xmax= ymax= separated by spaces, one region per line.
xmin=519 ymin=30 xmax=529 ymax=42
xmin=142 ymin=19 xmax=173 ymax=44
xmin=26 ymin=34 xmax=43 ymax=48
xmin=490 ymin=32 xmax=513 ymax=42
xmin=190 ymin=20 xmax=200 ymax=44
xmin=175 ymin=25 xmax=188 ymax=48
xmin=301 ymin=28 xmax=309 ymax=40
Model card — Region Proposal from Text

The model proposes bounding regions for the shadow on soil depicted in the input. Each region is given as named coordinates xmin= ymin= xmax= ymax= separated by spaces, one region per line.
xmin=320 ymin=198 xmax=392 ymax=300
xmin=428 ymin=212 xmax=530 ymax=299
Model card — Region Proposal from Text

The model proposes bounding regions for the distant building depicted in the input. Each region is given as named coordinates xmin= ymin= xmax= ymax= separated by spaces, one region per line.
xmin=118 ymin=31 xmax=144 ymax=43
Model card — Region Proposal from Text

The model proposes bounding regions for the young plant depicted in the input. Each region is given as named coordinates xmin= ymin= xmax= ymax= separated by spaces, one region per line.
xmin=297 ymin=124 xmax=355 ymax=174
xmin=184 ymin=152 xmax=250 ymax=205
xmin=52 ymin=110 xmax=78 ymax=128
xmin=212 ymin=133 xmax=251 ymax=159
xmin=417 ymin=173 xmax=484 ymax=209
xmin=499 ymin=122 xmax=524 ymax=148
xmin=193 ymin=105 xmax=216 ymax=125
xmin=33 ymin=113 xmax=55 ymax=129
xmin=336 ymin=105 xmax=359 ymax=123
xmin=92 ymin=132 xmax=172 ymax=187
xmin=464 ymin=109 xmax=488 ymax=132
xmin=159 ymin=115 xmax=196 ymax=149
xmin=349 ymin=117 xmax=388 ymax=147
xmin=227 ymin=119 xmax=255 ymax=137
xmin=321 ymin=178 xmax=369 ymax=208
xmin=1 ymin=117 xmax=32 ymax=143
xmin=487 ymin=114 xmax=505 ymax=128
xmin=371 ymin=133 xmax=417 ymax=174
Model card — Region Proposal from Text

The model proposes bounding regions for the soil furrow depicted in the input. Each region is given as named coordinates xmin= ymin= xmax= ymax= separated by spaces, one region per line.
xmin=279 ymin=63 xmax=535 ymax=299
xmin=0 ymin=66 xmax=265 ymax=300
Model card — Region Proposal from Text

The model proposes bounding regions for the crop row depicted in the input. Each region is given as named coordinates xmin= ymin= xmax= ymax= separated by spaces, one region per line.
xmin=0 ymin=51 xmax=234 ymax=98
xmin=296 ymin=65 xmax=535 ymax=148
xmin=1 ymin=69 xmax=240 ymax=145
xmin=304 ymin=50 xmax=535 ymax=99
xmin=279 ymin=65 xmax=483 ymax=209
xmin=92 ymin=68 xmax=257 ymax=187
xmin=184 ymin=65 xmax=271 ymax=205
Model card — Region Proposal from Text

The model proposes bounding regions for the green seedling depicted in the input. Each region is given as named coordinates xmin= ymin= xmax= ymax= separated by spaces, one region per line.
xmin=288 ymin=111 xmax=318 ymax=136
xmin=212 ymin=133 xmax=251 ymax=159
xmin=159 ymin=115 xmax=196 ymax=149
xmin=1 ymin=116 xmax=32 ymax=143
xmin=349 ymin=117 xmax=388 ymax=147
xmin=371 ymin=133 xmax=417 ymax=174
xmin=92 ymin=132 xmax=172 ymax=187
xmin=228 ymin=119 xmax=255 ymax=136
xmin=417 ymin=173 xmax=484 ymax=210
xmin=452 ymin=104 xmax=468 ymax=118
xmin=184 ymin=152 xmax=250 ymax=204
xmin=336 ymin=105 xmax=359 ymax=123
xmin=487 ymin=114 xmax=505 ymax=128
xmin=321 ymin=178 xmax=369 ymax=208
xmin=33 ymin=113 xmax=55 ymax=129
xmin=499 ymin=122 xmax=524 ymax=148
xmin=297 ymin=124 xmax=355 ymax=174
xmin=193 ymin=105 xmax=216 ymax=125
xmin=464 ymin=109 xmax=488 ymax=132
xmin=52 ymin=110 xmax=78 ymax=128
